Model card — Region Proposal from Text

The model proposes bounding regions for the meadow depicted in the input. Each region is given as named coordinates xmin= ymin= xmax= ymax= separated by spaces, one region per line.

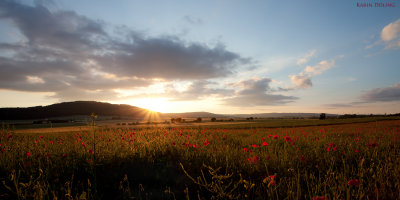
xmin=1 ymin=118 xmax=400 ymax=199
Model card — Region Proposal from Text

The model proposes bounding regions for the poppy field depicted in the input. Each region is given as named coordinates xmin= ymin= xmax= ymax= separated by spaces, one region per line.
xmin=1 ymin=119 xmax=400 ymax=199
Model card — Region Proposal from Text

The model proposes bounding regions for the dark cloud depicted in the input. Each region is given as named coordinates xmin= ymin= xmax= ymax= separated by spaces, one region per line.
xmin=166 ymin=81 xmax=234 ymax=101
xmin=0 ymin=0 xmax=250 ymax=101
xmin=224 ymin=78 xmax=298 ymax=106
xmin=361 ymin=82 xmax=400 ymax=102
xmin=96 ymin=40 xmax=246 ymax=79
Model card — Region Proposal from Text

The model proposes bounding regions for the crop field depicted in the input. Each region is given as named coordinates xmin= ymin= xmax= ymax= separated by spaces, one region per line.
xmin=1 ymin=119 xmax=400 ymax=199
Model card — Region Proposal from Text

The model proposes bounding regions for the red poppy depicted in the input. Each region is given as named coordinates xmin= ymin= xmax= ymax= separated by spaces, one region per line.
xmin=62 ymin=153 xmax=67 ymax=158
xmin=312 ymin=197 xmax=328 ymax=200
xmin=6 ymin=135 xmax=12 ymax=139
xmin=26 ymin=152 xmax=31 ymax=157
xmin=299 ymin=155 xmax=306 ymax=161
xmin=367 ymin=143 xmax=378 ymax=148
xmin=204 ymin=139 xmax=210 ymax=146
xmin=284 ymin=137 xmax=291 ymax=142
xmin=263 ymin=175 xmax=276 ymax=186
xmin=262 ymin=142 xmax=269 ymax=146
xmin=355 ymin=149 xmax=360 ymax=153
xmin=273 ymin=135 xmax=278 ymax=139
xmin=347 ymin=179 xmax=359 ymax=187
xmin=252 ymin=144 xmax=259 ymax=148
xmin=248 ymin=156 xmax=259 ymax=164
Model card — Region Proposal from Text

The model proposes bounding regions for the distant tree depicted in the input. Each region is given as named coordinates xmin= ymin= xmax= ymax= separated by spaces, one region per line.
xmin=246 ymin=117 xmax=254 ymax=121
xmin=170 ymin=118 xmax=175 ymax=123
xmin=319 ymin=113 xmax=326 ymax=120
xmin=211 ymin=117 xmax=217 ymax=122
xmin=175 ymin=118 xmax=182 ymax=123
xmin=196 ymin=117 xmax=202 ymax=122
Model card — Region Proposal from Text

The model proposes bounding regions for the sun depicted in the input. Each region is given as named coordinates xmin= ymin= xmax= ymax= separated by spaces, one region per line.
xmin=133 ymin=98 xmax=171 ymax=113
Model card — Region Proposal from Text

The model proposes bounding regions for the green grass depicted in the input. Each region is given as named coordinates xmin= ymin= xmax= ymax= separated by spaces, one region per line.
xmin=0 ymin=119 xmax=399 ymax=199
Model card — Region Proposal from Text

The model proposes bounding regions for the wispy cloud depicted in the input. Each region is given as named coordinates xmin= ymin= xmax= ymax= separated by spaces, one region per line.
xmin=381 ymin=19 xmax=400 ymax=49
xmin=289 ymin=60 xmax=335 ymax=89
xmin=296 ymin=50 xmax=316 ymax=66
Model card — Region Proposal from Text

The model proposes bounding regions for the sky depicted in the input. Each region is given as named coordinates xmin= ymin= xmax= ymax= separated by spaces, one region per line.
xmin=0 ymin=0 xmax=399 ymax=114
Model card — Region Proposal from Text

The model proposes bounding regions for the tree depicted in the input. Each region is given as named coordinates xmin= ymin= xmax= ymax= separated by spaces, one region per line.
xmin=211 ymin=117 xmax=217 ymax=122
xmin=319 ymin=113 xmax=326 ymax=120
xmin=196 ymin=117 xmax=202 ymax=122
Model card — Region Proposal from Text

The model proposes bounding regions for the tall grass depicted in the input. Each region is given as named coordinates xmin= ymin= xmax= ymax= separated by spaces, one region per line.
xmin=0 ymin=120 xmax=399 ymax=199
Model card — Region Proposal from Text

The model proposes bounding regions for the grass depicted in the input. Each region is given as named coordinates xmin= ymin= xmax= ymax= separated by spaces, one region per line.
xmin=0 ymin=119 xmax=399 ymax=199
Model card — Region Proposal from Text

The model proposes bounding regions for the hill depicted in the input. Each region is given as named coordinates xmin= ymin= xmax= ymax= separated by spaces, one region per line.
xmin=226 ymin=113 xmax=338 ymax=118
xmin=161 ymin=112 xmax=226 ymax=118
xmin=0 ymin=101 xmax=150 ymax=120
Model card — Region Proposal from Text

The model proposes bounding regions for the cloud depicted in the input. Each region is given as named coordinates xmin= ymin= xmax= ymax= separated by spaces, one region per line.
xmin=224 ymin=78 xmax=298 ymax=107
xmin=95 ymin=40 xmax=248 ymax=80
xmin=324 ymin=103 xmax=354 ymax=108
xmin=289 ymin=74 xmax=312 ymax=89
xmin=361 ymin=82 xmax=400 ymax=102
xmin=289 ymin=60 xmax=334 ymax=89
xmin=165 ymin=81 xmax=234 ymax=101
xmin=296 ymin=50 xmax=316 ymax=66
xmin=0 ymin=1 xmax=250 ymax=101
xmin=381 ymin=19 xmax=400 ymax=49
xmin=304 ymin=60 xmax=335 ymax=75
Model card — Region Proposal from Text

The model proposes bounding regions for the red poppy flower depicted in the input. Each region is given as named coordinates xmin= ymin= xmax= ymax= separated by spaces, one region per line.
xmin=367 ymin=143 xmax=378 ymax=148
xmin=347 ymin=179 xmax=359 ymax=187
xmin=312 ymin=197 xmax=328 ymax=200
xmin=284 ymin=137 xmax=291 ymax=142
xmin=248 ymin=156 xmax=259 ymax=163
xmin=262 ymin=142 xmax=269 ymax=146
xmin=263 ymin=175 xmax=276 ymax=186
xmin=204 ymin=139 xmax=210 ymax=146
xmin=299 ymin=155 xmax=306 ymax=161
xmin=26 ymin=152 xmax=31 ymax=157
xmin=252 ymin=144 xmax=259 ymax=148
xmin=273 ymin=135 xmax=278 ymax=139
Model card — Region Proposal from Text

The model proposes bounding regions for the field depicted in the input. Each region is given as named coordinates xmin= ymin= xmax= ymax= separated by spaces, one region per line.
xmin=1 ymin=118 xmax=400 ymax=199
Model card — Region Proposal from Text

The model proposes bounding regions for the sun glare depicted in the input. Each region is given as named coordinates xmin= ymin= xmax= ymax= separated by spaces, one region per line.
xmin=132 ymin=98 xmax=171 ymax=113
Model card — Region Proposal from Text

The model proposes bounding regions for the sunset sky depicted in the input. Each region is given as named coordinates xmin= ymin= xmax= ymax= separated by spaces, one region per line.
xmin=0 ymin=0 xmax=399 ymax=114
